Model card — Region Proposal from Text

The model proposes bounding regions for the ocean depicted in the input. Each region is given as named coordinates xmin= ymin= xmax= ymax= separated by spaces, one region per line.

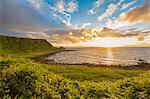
xmin=46 ymin=47 xmax=150 ymax=66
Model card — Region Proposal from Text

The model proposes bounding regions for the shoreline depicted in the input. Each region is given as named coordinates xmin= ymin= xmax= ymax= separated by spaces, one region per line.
xmin=32 ymin=58 xmax=150 ymax=71
xmin=31 ymin=48 xmax=150 ymax=70
xmin=35 ymin=61 xmax=150 ymax=70
xmin=30 ymin=48 xmax=77 ymax=62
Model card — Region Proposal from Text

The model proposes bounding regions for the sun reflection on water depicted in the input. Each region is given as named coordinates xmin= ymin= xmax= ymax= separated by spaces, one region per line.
xmin=106 ymin=48 xmax=114 ymax=65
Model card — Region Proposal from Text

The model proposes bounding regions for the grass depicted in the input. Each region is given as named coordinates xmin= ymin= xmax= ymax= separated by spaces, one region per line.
xmin=45 ymin=65 xmax=145 ymax=81
xmin=0 ymin=35 xmax=59 ymax=57
xmin=0 ymin=35 xmax=150 ymax=98
xmin=0 ymin=57 xmax=150 ymax=98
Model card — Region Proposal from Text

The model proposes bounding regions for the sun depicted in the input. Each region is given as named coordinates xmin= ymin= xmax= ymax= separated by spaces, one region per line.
xmin=83 ymin=37 xmax=137 ymax=47
xmin=93 ymin=38 xmax=125 ymax=47
xmin=100 ymin=40 xmax=121 ymax=47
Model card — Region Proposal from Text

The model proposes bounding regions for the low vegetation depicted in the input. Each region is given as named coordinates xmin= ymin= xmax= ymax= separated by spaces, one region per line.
xmin=0 ymin=57 xmax=150 ymax=98
xmin=45 ymin=65 xmax=144 ymax=82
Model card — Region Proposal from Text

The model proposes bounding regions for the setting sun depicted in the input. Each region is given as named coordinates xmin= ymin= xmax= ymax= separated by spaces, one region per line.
xmin=83 ymin=37 xmax=137 ymax=47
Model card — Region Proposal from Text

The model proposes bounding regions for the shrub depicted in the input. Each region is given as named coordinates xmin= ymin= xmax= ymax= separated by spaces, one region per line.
xmin=0 ymin=57 xmax=150 ymax=98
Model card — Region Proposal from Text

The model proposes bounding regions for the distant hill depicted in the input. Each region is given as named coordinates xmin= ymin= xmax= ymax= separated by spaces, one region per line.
xmin=0 ymin=35 xmax=57 ymax=57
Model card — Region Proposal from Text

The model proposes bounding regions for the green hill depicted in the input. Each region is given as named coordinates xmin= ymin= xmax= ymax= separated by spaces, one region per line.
xmin=0 ymin=35 xmax=58 ymax=57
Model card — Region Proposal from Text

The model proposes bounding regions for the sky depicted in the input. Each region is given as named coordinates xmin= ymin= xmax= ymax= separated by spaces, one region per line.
xmin=1 ymin=0 xmax=150 ymax=47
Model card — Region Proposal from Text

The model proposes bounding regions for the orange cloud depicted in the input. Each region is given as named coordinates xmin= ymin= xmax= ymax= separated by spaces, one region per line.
xmin=121 ymin=4 xmax=150 ymax=23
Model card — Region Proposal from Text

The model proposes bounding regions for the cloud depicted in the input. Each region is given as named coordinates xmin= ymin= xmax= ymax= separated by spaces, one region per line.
xmin=87 ymin=10 xmax=95 ymax=15
xmin=81 ymin=23 xmax=91 ymax=28
xmin=47 ymin=29 xmax=85 ymax=45
xmin=48 ymin=0 xmax=79 ymax=26
xmin=87 ymin=0 xmax=104 ymax=15
xmin=46 ymin=27 xmax=150 ymax=46
xmin=120 ymin=0 xmax=138 ymax=10
xmin=97 ymin=3 xmax=117 ymax=22
xmin=0 ymin=0 xmax=79 ymax=39
xmin=28 ymin=0 xmax=43 ymax=9
xmin=66 ymin=1 xmax=78 ymax=13
xmin=120 ymin=3 xmax=150 ymax=23
xmin=56 ymin=0 xmax=65 ymax=12
xmin=50 ymin=0 xmax=78 ymax=14
xmin=117 ymin=0 xmax=124 ymax=6
xmin=1 ymin=0 xmax=54 ymax=32
xmin=106 ymin=0 xmax=150 ymax=30
xmin=46 ymin=28 xmax=98 ymax=46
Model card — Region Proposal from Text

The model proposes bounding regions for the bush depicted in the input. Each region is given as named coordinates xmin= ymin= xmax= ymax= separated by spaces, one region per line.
xmin=0 ymin=57 xmax=150 ymax=98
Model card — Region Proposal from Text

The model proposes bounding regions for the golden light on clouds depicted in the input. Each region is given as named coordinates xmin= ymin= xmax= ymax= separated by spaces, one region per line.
xmin=53 ymin=36 xmax=150 ymax=47
xmin=49 ymin=28 xmax=150 ymax=47
xmin=121 ymin=4 xmax=150 ymax=23
xmin=82 ymin=37 xmax=138 ymax=47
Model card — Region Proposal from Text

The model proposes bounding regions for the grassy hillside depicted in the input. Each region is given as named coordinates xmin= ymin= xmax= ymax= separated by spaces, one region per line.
xmin=0 ymin=35 xmax=58 ymax=57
